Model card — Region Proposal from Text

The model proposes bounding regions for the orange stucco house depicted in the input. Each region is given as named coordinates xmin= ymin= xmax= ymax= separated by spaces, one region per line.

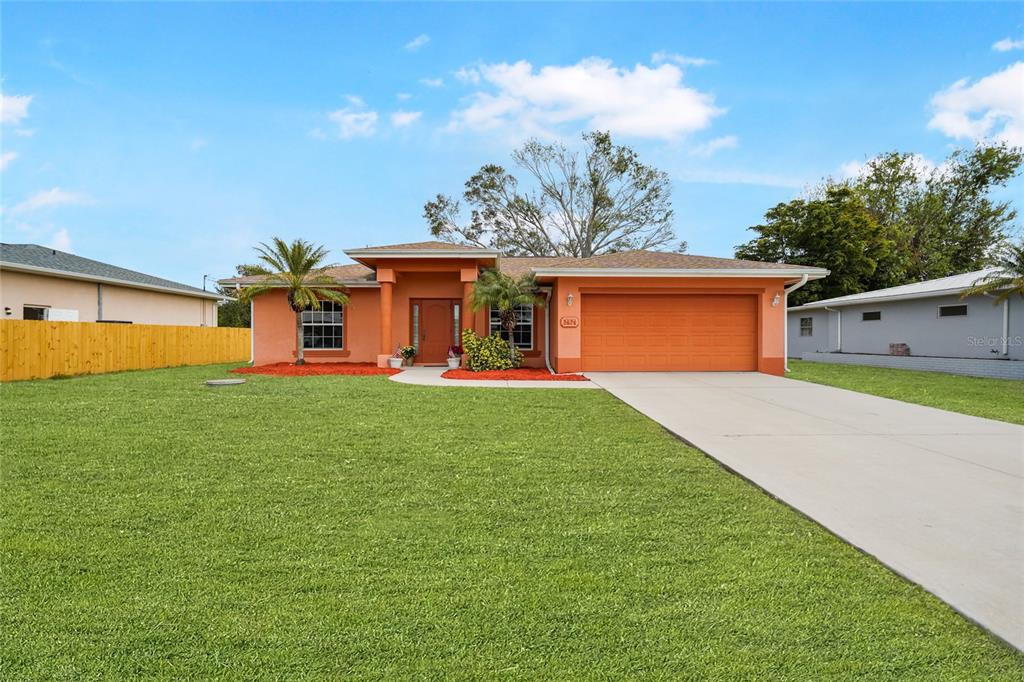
xmin=220 ymin=241 xmax=828 ymax=375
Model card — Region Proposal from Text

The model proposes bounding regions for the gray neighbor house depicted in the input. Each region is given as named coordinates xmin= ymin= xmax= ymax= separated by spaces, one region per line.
xmin=787 ymin=268 xmax=1023 ymax=380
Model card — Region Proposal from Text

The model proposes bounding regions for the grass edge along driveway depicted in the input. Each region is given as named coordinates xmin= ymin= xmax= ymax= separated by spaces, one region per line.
xmin=788 ymin=359 xmax=1024 ymax=425
xmin=2 ymin=364 xmax=1022 ymax=679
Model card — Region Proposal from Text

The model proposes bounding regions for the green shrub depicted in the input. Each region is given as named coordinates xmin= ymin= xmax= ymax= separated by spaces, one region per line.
xmin=461 ymin=328 xmax=523 ymax=371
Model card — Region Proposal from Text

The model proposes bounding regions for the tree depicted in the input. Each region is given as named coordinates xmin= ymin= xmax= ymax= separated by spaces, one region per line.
xmin=736 ymin=187 xmax=892 ymax=306
xmin=237 ymin=238 xmax=349 ymax=365
xmin=961 ymin=239 xmax=1024 ymax=304
xmin=425 ymin=131 xmax=681 ymax=258
xmin=217 ymin=264 xmax=270 ymax=328
xmin=469 ymin=269 xmax=547 ymax=363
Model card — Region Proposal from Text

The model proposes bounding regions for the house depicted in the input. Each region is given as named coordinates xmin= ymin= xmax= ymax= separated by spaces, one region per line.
xmin=1 ymin=243 xmax=223 ymax=326
xmin=221 ymin=241 xmax=828 ymax=374
xmin=788 ymin=268 xmax=1023 ymax=378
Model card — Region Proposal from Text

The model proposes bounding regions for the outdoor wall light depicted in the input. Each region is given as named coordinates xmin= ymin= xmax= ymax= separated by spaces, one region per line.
xmin=3 ymin=307 xmax=10 ymax=316
xmin=771 ymin=293 xmax=781 ymax=307
xmin=567 ymin=293 xmax=574 ymax=306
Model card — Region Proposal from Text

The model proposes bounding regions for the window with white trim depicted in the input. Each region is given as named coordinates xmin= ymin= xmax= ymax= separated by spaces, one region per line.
xmin=489 ymin=304 xmax=533 ymax=350
xmin=302 ymin=300 xmax=343 ymax=349
xmin=938 ymin=304 xmax=967 ymax=318
xmin=23 ymin=305 xmax=48 ymax=321
xmin=799 ymin=317 xmax=813 ymax=337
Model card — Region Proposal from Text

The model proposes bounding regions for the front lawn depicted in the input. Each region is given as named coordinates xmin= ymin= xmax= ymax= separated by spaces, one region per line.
xmin=788 ymin=359 xmax=1024 ymax=425
xmin=2 ymin=366 xmax=1021 ymax=678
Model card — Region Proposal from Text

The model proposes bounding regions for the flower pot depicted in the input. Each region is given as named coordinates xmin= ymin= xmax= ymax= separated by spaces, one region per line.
xmin=387 ymin=357 xmax=403 ymax=369
xmin=447 ymin=357 xmax=460 ymax=369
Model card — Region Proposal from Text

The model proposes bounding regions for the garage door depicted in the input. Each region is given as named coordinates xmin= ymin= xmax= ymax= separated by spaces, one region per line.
xmin=581 ymin=294 xmax=757 ymax=371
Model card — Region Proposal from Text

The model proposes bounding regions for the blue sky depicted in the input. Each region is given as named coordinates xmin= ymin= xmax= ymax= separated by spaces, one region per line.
xmin=2 ymin=2 xmax=1022 ymax=288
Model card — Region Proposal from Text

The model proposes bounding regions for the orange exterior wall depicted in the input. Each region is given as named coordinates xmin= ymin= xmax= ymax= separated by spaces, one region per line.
xmin=548 ymin=277 xmax=787 ymax=376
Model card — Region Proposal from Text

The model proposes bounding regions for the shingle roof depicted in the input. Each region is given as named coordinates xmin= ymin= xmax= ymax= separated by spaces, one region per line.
xmin=347 ymin=240 xmax=493 ymax=252
xmin=1 ymin=243 xmax=220 ymax=299
xmin=792 ymin=268 xmax=1004 ymax=310
xmin=220 ymin=263 xmax=376 ymax=286
xmin=536 ymin=249 xmax=811 ymax=271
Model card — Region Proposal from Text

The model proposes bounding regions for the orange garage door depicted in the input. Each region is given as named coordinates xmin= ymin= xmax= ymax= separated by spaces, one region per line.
xmin=581 ymin=294 xmax=757 ymax=371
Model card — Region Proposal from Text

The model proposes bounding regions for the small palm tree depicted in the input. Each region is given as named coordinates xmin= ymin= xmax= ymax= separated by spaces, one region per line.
xmin=239 ymin=237 xmax=349 ymax=364
xmin=470 ymin=268 xmax=546 ymax=363
xmin=961 ymin=240 xmax=1024 ymax=304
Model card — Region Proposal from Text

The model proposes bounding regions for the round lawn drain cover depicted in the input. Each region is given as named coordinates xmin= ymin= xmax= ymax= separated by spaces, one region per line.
xmin=205 ymin=379 xmax=246 ymax=387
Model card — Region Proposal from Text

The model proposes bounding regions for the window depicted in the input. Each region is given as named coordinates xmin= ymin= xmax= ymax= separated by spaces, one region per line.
xmin=301 ymin=300 xmax=343 ymax=349
xmin=862 ymin=311 xmax=881 ymax=321
xmin=23 ymin=305 xmax=47 ymax=320
xmin=799 ymin=317 xmax=813 ymax=337
xmin=489 ymin=304 xmax=533 ymax=350
xmin=938 ymin=304 xmax=968 ymax=318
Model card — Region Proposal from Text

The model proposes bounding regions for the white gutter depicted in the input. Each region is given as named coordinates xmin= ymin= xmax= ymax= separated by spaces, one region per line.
xmin=824 ymin=306 xmax=842 ymax=352
xmin=532 ymin=267 xmax=829 ymax=279
xmin=783 ymin=275 xmax=809 ymax=371
xmin=249 ymin=299 xmax=255 ymax=365
xmin=2 ymin=261 xmax=224 ymax=301
xmin=791 ymin=285 xmax=986 ymax=310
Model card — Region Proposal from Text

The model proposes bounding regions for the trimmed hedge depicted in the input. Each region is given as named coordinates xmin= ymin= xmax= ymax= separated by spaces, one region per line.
xmin=461 ymin=328 xmax=523 ymax=371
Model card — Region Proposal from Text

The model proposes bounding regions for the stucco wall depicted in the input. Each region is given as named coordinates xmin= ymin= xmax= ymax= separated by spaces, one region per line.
xmin=549 ymin=277 xmax=788 ymax=375
xmin=0 ymin=269 xmax=217 ymax=326
xmin=788 ymin=293 xmax=1022 ymax=360
xmin=787 ymin=309 xmax=832 ymax=356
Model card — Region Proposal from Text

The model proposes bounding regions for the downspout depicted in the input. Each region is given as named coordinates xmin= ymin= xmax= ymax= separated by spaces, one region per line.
xmin=249 ymin=299 xmax=255 ymax=365
xmin=824 ymin=306 xmax=842 ymax=352
xmin=541 ymin=287 xmax=555 ymax=374
xmin=783 ymin=274 xmax=809 ymax=372
xmin=983 ymin=293 xmax=1010 ymax=356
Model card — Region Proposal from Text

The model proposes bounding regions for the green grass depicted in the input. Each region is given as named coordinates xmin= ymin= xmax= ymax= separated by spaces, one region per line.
xmin=2 ymin=365 xmax=1021 ymax=679
xmin=788 ymin=359 xmax=1024 ymax=425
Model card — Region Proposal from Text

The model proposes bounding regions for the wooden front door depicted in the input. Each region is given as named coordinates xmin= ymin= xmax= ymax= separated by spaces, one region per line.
xmin=411 ymin=299 xmax=460 ymax=364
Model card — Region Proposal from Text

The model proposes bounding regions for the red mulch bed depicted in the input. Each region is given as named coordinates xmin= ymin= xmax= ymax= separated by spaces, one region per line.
xmin=231 ymin=363 xmax=400 ymax=377
xmin=441 ymin=368 xmax=589 ymax=381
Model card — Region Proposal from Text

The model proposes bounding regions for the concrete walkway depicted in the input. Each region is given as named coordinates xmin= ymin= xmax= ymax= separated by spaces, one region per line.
xmin=390 ymin=366 xmax=598 ymax=389
xmin=587 ymin=371 xmax=1024 ymax=649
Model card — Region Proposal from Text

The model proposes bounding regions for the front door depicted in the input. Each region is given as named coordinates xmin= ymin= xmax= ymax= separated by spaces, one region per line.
xmin=411 ymin=299 xmax=460 ymax=364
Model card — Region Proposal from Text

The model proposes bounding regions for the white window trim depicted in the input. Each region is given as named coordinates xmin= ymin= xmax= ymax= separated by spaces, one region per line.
xmin=937 ymin=303 xmax=968 ymax=318
xmin=799 ymin=316 xmax=813 ymax=337
xmin=301 ymin=301 xmax=344 ymax=350
xmin=489 ymin=304 xmax=534 ymax=350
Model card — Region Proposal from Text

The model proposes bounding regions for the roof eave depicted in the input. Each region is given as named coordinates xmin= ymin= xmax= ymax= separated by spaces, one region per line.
xmin=216 ymin=279 xmax=380 ymax=289
xmin=791 ymin=285 xmax=995 ymax=310
xmin=2 ymin=261 xmax=225 ymax=300
xmin=344 ymin=248 xmax=500 ymax=259
xmin=531 ymin=267 xmax=830 ymax=279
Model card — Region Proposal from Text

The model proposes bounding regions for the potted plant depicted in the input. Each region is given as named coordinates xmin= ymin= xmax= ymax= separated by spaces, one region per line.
xmin=399 ymin=345 xmax=417 ymax=367
xmin=447 ymin=345 xmax=463 ymax=369
xmin=387 ymin=348 xmax=403 ymax=370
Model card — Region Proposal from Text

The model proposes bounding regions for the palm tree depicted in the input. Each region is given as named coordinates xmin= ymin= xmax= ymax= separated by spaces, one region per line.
xmin=239 ymin=238 xmax=349 ymax=364
xmin=470 ymin=268 xmax=546 ymax=363
xmin=961 ymin=240 xmax=1024 ymax=304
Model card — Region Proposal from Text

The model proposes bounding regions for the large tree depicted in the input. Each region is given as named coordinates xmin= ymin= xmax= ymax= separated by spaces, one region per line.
xmin=736 ymin=186 xmax=892 ymax=306
xmin=424 ymin=131 xmax=681 ymax=257
xmin=217 ymin=264 xmax=270 ymax=328
xmin=738 ymin=143 xmax=1022 ymax=301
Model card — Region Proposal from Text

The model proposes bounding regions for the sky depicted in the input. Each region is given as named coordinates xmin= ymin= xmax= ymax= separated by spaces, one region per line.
xmin=2 ymin=2 xmax=1022 ymax=289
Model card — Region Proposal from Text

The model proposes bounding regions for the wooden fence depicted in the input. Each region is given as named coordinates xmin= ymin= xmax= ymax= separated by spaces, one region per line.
xmin=0 ymin=320 xmax=251 ymax=382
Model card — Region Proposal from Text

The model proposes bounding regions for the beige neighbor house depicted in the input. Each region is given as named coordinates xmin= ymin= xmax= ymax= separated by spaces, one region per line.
xmin=0 ymin=243 xmax=223 ymax=326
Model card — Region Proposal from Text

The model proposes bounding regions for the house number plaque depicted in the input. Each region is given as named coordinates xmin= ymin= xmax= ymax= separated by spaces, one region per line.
xmin=559 ymin=317 xmax=579 ymax=328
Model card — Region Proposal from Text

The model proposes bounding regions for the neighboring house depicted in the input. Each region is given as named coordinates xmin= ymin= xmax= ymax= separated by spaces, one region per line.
xmin=788 ymin=268 xmax=1022 ymax=361
xmin=1 ymin=243 xmax=222 ymax=326
xmin=220 ymin=241 xmax=828 ymax=374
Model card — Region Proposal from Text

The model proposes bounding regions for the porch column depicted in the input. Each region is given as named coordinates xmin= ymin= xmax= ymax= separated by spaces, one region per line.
xmin=460 ymin=266 xmax=479 ymax=335
xmin=379 ymin=281 xmax=393 ymax=355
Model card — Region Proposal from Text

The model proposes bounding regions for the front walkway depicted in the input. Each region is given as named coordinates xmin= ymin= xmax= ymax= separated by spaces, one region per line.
xmin=390 ymin=366 xmax=599 ymax=389
xmin=587 ymin=371 xmax=1024 ymax=650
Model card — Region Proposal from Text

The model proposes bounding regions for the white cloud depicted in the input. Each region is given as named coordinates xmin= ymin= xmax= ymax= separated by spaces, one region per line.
xmin=455 ymin=67 xmax=481 ymax=84
xmin=675 ymin=168 xmax=804 ymax=189
xmin=1 ymin=151 xmax=16 ymax=170
xmin=11 ymin=187 xmax=92 ymax=214
xmin=47 ymin=228 xmax=72 ymax=252
xmin=396 ymin=92 xmax=413 ymax=101
xmin=839 ymin=153 xmax=946 ymax=181
xmin=651 ymin=51 xmax=714 ymax=67
xmin=1 ymin=92 xmax=32 ymax=125
xmin=446 ymin=57 xmax=724 ymax=140
xmin=928 ymin=62 xmax=1024 ymax=146
xmin=190 ymin=137 xmax=208 ymax=151
xmin=689 ymin=135 xmax=738 ymax=157
xmin=993 ymin=38 xmax=1024 ymax=52
xmin=419 ymin=77 xmax=444 ymax=88
xmin=328 ymin=108 xmax=378 ymax=139
xmin=345 ymin=94 xmax=367 ymax=108
xmin=13 ymin=128 xmax=36 ymax=137
xmin=404 ymin=34 xmax=430 ymax=52
xmin=390 ymin=110 xmax=422 ymax=127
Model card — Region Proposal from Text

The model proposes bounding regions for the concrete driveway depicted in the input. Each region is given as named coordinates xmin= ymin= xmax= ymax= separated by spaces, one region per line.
xmin=586 ymin=371 xmax=1024 ymax=650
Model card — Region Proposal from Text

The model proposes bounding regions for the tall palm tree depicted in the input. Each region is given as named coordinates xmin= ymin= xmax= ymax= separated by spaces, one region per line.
xmin=961 ymin=240 xmax=1024 ymax=304
xmin=470 ymin=268 xmax=546 ymax=363
xmin=239 ymin=238 xmax=349 ymax=365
